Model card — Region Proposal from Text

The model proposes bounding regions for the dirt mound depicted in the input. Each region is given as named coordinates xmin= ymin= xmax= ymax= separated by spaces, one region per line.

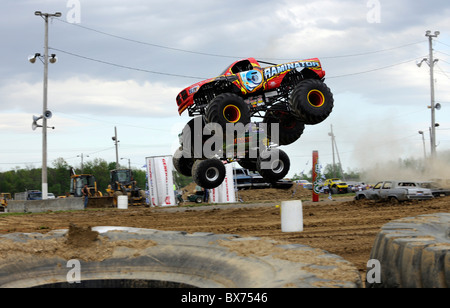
xmin=1 ymin=191 xmax=449 ymax=285
xmin=66 ymin=223 xmax=99 ymax=248
xmin=180 ymin=182 xmax=312 ymax=203
xmin=238 ymin=183 xmax=311 ymax=202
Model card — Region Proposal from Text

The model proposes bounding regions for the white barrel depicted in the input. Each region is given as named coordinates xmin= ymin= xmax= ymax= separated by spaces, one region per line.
xmin=117 ymin=195 xmax=128 ymax=209
xmin=281 ymin=200 xmax=303 ymax=232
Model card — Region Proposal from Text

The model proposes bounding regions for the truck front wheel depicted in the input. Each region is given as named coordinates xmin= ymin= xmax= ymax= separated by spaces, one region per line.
xmin=290 ymin=79 xmax=333 ymax=125
xmin=205 ymin=93 xmax=250 ymax=128
xmin=192 ymin=159 xmax=226 ymax=189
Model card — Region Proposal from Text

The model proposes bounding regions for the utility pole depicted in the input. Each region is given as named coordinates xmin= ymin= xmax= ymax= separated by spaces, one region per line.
xmin=418 ymin=30 xmax=440 ymax=159
xmin=34 ymin=11 xmax=61 ymax=200
xmin=427 ymin=30 xmax=439 ymax=159
xmin=328 ymin=124 xmax=345 ymax=180
xmin=328 ymin=125 xmax=336 ymax=178
xmin=77 ymin=153 xmax=89 ymax=172
xmin=112 ymin=126 xmax=120 ymax=168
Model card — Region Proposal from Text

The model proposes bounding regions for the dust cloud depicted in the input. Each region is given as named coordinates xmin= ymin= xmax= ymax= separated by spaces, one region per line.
xmin=359 ymin=153 xmax=450 ymax=185
xmin=349 ymin=114 xmax=450 ymax=185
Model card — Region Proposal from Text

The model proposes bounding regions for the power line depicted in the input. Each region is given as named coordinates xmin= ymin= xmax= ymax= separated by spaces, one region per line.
xmin=49 ymin=47 xmax=206 ymax=80
xmin=55 ymin=19 xmax=425 ymax=61
xmin=50 ymin=46 xmax=420 ymax=81
xmin=327 ymin=58 xmax=418 ymax=78
xmin=320 ymin=41 xmax=426 ymax=59
xmin=436 ymin=40 xmax=450 ymax=48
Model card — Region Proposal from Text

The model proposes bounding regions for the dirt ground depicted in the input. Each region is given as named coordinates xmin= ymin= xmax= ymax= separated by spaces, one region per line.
xmin=1 ymin=184 xmax=449 ymax=284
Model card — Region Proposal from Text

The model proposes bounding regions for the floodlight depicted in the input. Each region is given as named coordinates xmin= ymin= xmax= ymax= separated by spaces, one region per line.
xmin=49 ymin=54 xmax=57 ymax=64
xmin=28 ymin=53 xmax=41 ymax=64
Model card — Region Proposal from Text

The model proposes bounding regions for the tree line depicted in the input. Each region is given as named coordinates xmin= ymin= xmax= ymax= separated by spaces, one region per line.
xmin=0 ymin=157 xmax=194 ymax=197
xmin=0 ymin=158 xmax=140 ymax=197
xmin=2 ymin=153 xmax=447 ymax=197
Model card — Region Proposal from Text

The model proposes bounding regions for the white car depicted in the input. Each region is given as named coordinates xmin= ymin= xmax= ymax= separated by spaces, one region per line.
xmin=294 ymin=180 xmax=312 ymax=188
xmin=355 ymin=181 xmax=433 ymax=202
xmin=47 ymin=193 xmax=56 ymax=199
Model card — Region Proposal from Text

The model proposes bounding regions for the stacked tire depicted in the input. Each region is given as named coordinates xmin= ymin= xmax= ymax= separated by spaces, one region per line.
xmin=367 ymin=213 xmax=450 ymax=288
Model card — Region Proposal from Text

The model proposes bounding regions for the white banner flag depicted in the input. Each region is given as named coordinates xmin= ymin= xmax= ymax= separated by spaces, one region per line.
xmin=145 ymin=156 xmax=176 ymax=207
xmin=211 ymin=164 xmax=235 ymax=203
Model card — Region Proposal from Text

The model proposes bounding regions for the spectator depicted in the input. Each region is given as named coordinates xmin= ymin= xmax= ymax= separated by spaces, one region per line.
xmin=82 ymin=184 xmax=89 ymax=209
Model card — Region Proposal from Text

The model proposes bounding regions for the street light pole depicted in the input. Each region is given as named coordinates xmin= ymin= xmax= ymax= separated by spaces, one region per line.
xmin=121 ymin=158 xmax=131 ymax=169
xmin=418 ymin=131 xmax=426 ymax=160
xmin=35 ymin=11 xmax=61 ymax=200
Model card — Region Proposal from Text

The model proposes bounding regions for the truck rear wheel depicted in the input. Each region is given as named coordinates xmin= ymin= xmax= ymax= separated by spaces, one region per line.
xmin=290 ymin=79 xmax=333 ymax=125
xmin=238 ymin=158 xmax=258 ymax=171
xmin=180 ymin=117 xmax=206 ymax=159
xmin=173 ymin=148 xmax=194 ymax=177
xmin=205 ymin=93 xmax=250 ymax=128
xmin=192 ymin=159 xmax=226 ymax=189
xmin=263 ymin=108 xmax=305 ymax=145
xmin=257 ymin=148 xmax=290 ymax=183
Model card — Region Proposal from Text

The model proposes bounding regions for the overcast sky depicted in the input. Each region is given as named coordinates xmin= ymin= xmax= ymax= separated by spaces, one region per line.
xmin=1 ymin=0 xmax=450 ymax=180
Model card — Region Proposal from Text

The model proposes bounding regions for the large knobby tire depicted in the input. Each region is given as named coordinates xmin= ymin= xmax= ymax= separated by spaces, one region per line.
xmin=367 ymin=213 xmax=450 ymax=288
xmin=205 ymin=93 xmax=250 ymax=128
xmin=173 ymin=148 xmax=194 ymax=177
xmin=290 ymin=79 xmax=333 ymax=125
xmin=192 ymin=159 xmax=226 ymax=189
xmin=257 ymin=148 xmax=290 ymax=183
xmin=263 ymin=108 xmax=305 ymax=146
xmin=180 ymin=117 xmax=206 ymax=159
xmin=0 ymin=227 xmax=362 ymax=288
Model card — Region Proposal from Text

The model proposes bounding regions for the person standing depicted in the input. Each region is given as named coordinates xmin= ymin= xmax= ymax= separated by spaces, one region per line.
xmin=82 ymin=184 xmax=89 ymax=209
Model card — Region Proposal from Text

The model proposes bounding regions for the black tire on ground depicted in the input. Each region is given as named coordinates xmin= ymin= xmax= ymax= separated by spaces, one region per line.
xmin=290 ymin=79 xmax=333 ymax=125
xmin=367 ymin=213 xmax=450 ymax=288
xmin=263 ymin=108 xmax=305 ymax=146
xmin=192 ymin=159 xmax=226 ymax=189
xmin=257 ymin=148 xmax=290 ymax=183
xmin=205 ymin=93 xmax=250 ymax=128
xmin=0 ymin=228 xmax=362 ymax=288
xmin=173 ymin=148 xmax=194 ymax=177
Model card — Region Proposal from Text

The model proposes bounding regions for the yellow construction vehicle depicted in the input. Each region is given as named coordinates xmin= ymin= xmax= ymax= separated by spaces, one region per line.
xmin=69 ymin=168 xmax=113 ymax=207
xmin=0 ymin=193 xmax=12 ymax=211
xmin=106 ymin=169 xmax=147 ymax=206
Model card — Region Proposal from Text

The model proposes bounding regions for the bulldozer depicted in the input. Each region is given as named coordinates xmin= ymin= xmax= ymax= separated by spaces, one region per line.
xmin=69 ymin=168 xmax=113 ymax=208
xmin=106 ymin=169 xmax=147 ymax=206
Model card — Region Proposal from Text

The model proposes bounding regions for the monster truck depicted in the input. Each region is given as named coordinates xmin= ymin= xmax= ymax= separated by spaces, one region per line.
xmin=174 ymin=57 xmax=333 ymax=189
